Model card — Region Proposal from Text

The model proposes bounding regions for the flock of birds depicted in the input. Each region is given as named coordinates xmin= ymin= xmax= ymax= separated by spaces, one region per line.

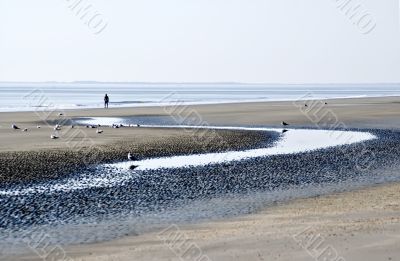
xmin=11 ymin=116 xmax=143 ymax=169
xmin=11 ymin=120 xmax=141 ymax=140
xmin=11 ymin=123 xmax=104 ymax=139
xmin=11 ymin=123 xmax=142 ymax=137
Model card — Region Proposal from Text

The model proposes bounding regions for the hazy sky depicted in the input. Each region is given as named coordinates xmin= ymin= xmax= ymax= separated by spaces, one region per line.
xmin=0 ymin=0 xmax=399 ymax=83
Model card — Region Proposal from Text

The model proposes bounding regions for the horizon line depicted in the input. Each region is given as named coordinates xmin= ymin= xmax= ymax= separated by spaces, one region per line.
xmin=0 ymin=81 xmax=400 ymax=85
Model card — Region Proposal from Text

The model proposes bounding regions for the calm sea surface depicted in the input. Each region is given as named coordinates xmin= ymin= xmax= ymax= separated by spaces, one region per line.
xmin=0 ymin=83 xmax=399 ymax=112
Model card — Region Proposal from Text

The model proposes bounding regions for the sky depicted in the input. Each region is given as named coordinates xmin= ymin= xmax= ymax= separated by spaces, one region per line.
xmin=0 ymin=0 xmax=399 ymax=83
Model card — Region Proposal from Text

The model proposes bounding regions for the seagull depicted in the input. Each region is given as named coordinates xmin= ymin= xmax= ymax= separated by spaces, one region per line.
xmin=54 ymin=125 xmax=61 ymax=131
xmin=51 ymin=134 xmax=59 ymax=139
xmin=96 ymin=129 xmax=103 ymax=134
xmin=281 ymin=121 xmax=289 ymax=126
xmin=59 ymin=113 xmax=63 ymax=116
xmin=137 ymin=124 xmax=140 ymax=127
xmin=128 ymin=152 xmax=137 ymax=161
xmin=12 ymin=124 xmax=20 ymax=130
xmin=324 ymin=102 xmax=328 ymax=105
xmin=22 ymin=128 xmax=28 ymax=132
xmin=282 ymin=129 xmax=289 ymax=134
xmin=37 ymin=126 xmax=41 ymax=129
xmin=305 ymin=104 xmax=308 ymax=107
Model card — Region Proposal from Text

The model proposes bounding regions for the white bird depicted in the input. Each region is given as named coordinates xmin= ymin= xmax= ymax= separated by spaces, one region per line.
xmin=37 ymin=126 xmax=41 ymax=129
xmin=51 ymin=134 xmax=59 ymax=139
xmin=96 ymin=129 xmax=103 ymax=134
xmin=128 ymin=152 xmax=137 ymax=161
xmin=54 ymin=125 xmax=61 ymax=131
xmin=12 ymin=124 xmax=20 ymax=130
xmin=22 ymin=128 xmax=28 ymax=132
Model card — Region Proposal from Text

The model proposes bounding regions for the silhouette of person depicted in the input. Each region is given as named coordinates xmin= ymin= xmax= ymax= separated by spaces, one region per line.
xmin=104 ymin=94 xmax=109 ymax=108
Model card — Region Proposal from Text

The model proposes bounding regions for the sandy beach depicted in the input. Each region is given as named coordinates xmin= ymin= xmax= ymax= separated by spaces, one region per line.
xmin=1 ymin=96 xmax=400 ymax=260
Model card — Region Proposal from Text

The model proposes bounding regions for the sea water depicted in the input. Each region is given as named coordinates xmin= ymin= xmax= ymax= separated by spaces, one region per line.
xmin=0 ymin=82 xmax=399 ymax=112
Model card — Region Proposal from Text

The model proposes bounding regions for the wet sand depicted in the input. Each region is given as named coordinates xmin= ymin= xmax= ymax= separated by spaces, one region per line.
xmin=2 ymin=96 xmax=400 ymax=260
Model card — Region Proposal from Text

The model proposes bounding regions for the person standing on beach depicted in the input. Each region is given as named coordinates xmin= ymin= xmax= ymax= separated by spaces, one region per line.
xmin=104 ymin=94 xmax=109 ymax=108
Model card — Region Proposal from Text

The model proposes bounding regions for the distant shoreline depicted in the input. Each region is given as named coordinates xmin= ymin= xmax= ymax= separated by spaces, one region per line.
xmin=1 ymin=94 xmax=400 ymax=113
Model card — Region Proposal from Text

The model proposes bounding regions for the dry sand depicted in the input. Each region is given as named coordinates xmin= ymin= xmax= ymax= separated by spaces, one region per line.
xmin=2 ymin=96 xmax=400 ymax=260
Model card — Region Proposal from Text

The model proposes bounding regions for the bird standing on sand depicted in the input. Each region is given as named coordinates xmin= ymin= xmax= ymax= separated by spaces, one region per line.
xmin=128 ymin=152 xmax=138 ymax=161
xmin=96 ymin=129 xmax=103 ymax=134
xmin=22 ymin=128 xmax=28 ymax=132
xmin=12 ymin=124 xmax=20 ymax=130
xmin=54 ymin=125 xmax=61 ymax=131
xmin=281 ymin=121 xmax=289 ymax=126
xmin=128 ymin=153 xmax=139 ymax=170
xmin=51 ymin=134 xmax=59 ymax=139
